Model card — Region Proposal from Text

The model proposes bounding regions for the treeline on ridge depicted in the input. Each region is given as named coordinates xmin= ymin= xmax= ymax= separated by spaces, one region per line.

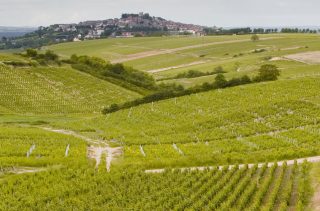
xmin=158 ymin=66 xmax=226 ymax=81
xmin=69 ymin=55 xmax=157 ymax=93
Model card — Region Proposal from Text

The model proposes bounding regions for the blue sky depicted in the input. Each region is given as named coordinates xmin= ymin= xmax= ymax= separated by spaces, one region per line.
xmin=1 ymin=0 xmax=320 ymax=27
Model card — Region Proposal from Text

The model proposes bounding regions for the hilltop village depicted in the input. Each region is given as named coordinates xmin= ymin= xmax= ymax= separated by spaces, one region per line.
xmin=44 ymin=12 xmax=206 ymax=41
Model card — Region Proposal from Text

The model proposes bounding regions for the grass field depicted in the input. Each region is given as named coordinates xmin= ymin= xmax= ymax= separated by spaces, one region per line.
xmin=1 ymin=34 xmax=320 ymax=210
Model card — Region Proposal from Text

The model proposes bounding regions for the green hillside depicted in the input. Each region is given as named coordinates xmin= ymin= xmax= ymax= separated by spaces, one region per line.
xmin=51 ymin=77 xmax=320 ymax=168
xmin=47 ymin=34 xmax=320 ymax=91
xmin=47 ymin=35 xmax=251 ymax=60
xmin=1 ymin=34 xmax=319 ymax=210
xmin=0 ymin=64 xmax=140 ymax=114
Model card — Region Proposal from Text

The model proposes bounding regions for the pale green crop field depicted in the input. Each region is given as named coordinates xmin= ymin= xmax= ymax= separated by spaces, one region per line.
xmin=47 ymin=34 xmax=320 ymax=89
xmin=47 ymin=35 xmax=254 ymax=60
xmin=0 ymin=64 xmax=140 ymax=114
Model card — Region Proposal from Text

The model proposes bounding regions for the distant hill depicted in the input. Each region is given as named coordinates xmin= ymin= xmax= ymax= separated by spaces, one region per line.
xmin=0 ymin=26 xmax=36 ymax=38
xmin=0 ymin=13 xmax=208 ymax=50
xmin=1 ymin=13 xmax=319 ymax=50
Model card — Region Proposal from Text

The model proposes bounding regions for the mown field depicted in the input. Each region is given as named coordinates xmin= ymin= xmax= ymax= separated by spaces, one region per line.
xmin=1 ymin=34 xmax=320 ymax=210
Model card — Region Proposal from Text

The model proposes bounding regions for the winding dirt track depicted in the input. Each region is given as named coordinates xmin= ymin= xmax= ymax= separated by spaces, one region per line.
xmin=145 ymin=155 xmax=320 ymax=173
xmin=111 ymin=37 xmax=282 ymax=64
xmin=147 ymin=60 xmax=210 ymax=73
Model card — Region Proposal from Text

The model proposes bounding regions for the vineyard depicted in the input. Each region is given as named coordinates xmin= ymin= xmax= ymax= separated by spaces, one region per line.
xmin=1 ymin=33 xmax=320 ymax=210
xmin=0 ymin=64 xmax=140 ymax=114
xmin=0 ymin=125 xmax=87 ymax=168
xmin=47 ymin=77 xmax=320 ymax=169
xmin=0 ymin=161 xmax=312 ymax=210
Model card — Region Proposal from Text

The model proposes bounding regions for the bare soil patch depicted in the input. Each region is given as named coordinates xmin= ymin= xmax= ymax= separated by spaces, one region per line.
xmin=311 ymin=186 xmax=320 ymax=211
xmin=7 ymin=167 xmax=45 ymax=175
xmin=148 ymin=60 xmax=210 ymax=73
xmin=269 ymin=57 xmax=291 ymax=62
xmin=87 ymin=146 xmax=122 ymax=171
xmin=281 ymin=46 xmax=304 ymax=51
xmin=285 ymin=51 xmax=320 ymax=64
xmin=42 ymin=127 xmax=123 ymax=172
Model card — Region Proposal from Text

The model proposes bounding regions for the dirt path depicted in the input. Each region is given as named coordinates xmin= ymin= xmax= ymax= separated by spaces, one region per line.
xmin=111 ymin=37 xmax=281 ymax=64
xmin=312 ymin=186 xmax=320 ymax=210
xmin=41 ymin=127 xmax=122 ymax=172
xmin=41 ymin=127 xmax=101 ymax=145
xmin=145 ymin=155 xmax=320 ymax=173
xmin=147 ymin=60 xmax=210 ymax=73
xmin=5 ymin=167 xmax=45 ymax=175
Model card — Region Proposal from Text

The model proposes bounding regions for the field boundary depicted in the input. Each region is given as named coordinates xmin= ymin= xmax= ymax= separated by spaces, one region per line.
xmin=148 ymin=60 xmax=210 ymax=73
xmin=145 ymin=155 xmax=320 ymax=173
xmin=111 ymin=37 xmax=282 ymax=63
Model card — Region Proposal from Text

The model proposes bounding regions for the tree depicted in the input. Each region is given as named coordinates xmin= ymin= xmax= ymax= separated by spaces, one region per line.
xmin=251 ymin=34 xmax=259 ymax=42
xmin=240 ymin=75 xmax=252 ymax=84
xmin=107 ymin=104 xmax=120 ymax=113
xmin=214 ymin=74 xmax=227 ymax=88
xmin=26 ymin=49 xmax=38 ymax=57
xmin=44 ymin=50 xmax=59 ymax=61
xmin=214 ymin=66 xmax=225 ymax=73
xmin=255 ymin=64 xmax=280 ymax=81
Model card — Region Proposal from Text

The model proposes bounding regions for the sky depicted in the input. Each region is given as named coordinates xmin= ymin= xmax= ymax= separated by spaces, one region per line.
xmin=1 ymin=0 xmax=320 ymax=27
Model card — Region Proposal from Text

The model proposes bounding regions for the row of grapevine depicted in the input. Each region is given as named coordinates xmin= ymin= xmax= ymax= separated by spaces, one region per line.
xmin=0 ymin=162 xmax=312 ymax=210
xmin=118 ymin=123 xmax=320 ymax=169
xmin=0 ymin=126 xmax=87 ymax=167
xmin=0 ymin=65 xmax=139 ymax=114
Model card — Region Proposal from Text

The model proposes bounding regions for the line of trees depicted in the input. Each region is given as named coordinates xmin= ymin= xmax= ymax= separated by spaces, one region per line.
xmin=103 ymin=64 xmax=280 ymax=114
xmin=158 ymin=66 xmax=226 ymax=81
xmin=204 ymin=27 xmax=319 ymax=35
xmin=281 ymin=28 xmax=318 ymax=34
xmin=69 ymin=55 xmax=160 ymax=94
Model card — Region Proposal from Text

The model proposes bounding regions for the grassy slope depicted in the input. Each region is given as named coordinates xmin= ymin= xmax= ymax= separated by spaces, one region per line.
xmin=0 ymin=36 xmax=318 ymax=209
xmin=0 ymin=64 xmax=140 ymax=114
xmin=46 ymin=77 xmax=320 ymax=169
xmin=53 ymin=77 xmax=320 ymax=143
xmin=154 ymin=34 xmax=320 ymax=85
xmin=47 ymin=34 xmax=320 ymax=89
xmin=47 ymin=35 xmax=252 ymax=60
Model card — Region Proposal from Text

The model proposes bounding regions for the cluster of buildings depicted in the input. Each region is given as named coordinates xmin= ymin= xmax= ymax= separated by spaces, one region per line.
xmin=45 ymin=13 xmax=206 ymax=42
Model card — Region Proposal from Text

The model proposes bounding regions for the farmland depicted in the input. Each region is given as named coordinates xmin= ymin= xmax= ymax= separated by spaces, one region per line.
xmin=50 ymin=77 xmax=320 ymax=169
xmin=0 ymin=162 xmax=312 ymax=210
xmin=1 ymin=33 xmax=320 ymax=210
xmin=47 ymin=34 xmax=320 ymax=86
xmin=0 ymin=63 xmax=140 ymax=114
